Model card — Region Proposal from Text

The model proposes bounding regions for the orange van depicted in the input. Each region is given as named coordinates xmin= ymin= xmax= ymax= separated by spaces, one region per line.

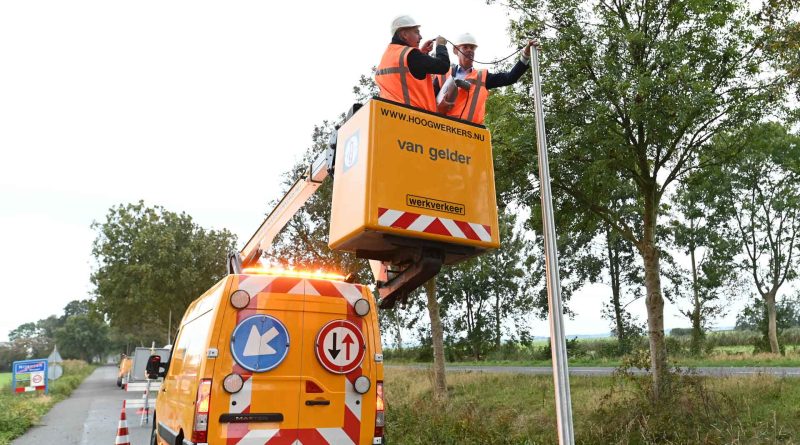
xmin=147 ymin=270 xmax=386 ymax=445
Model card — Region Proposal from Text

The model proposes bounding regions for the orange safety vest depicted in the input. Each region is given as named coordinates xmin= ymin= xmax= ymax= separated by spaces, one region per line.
xmin=437 ymin=65 xmax=489 ymax=124
xmin=376 ymin=44 xmax=437 ymax=112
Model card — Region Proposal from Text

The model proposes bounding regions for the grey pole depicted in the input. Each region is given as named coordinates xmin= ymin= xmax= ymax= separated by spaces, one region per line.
xmin=530 ymin=45 xmax=575 ymax=445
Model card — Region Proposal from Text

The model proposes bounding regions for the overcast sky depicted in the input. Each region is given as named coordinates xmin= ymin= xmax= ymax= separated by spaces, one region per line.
xmin=0 ymin=0 xmax=752 ymax=343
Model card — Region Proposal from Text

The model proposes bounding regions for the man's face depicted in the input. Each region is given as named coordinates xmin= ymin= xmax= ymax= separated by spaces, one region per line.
xmin=456 ymin=44 xmax=476 ymax=69
xmin=399 ymin=26 xmax=422 ymax=48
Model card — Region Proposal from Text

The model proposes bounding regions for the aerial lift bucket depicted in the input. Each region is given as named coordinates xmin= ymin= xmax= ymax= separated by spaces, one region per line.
xmin=328 ymin=98 xmax=500 ymax=307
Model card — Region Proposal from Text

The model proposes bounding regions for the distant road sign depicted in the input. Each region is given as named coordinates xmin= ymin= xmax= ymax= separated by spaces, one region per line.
xmin=315 ymin=320 xmax=365 ymax=374
xmin=12 ymin=359 xmax=48 ymax=394
xmin=230 ymin=315 xmax=290 ymax=372
xmin=48 ymin=364 xmax=63 ymax=380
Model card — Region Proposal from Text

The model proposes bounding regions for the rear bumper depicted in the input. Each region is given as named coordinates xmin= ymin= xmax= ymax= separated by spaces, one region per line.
xmin=157 ymin=422 xmax=201 ymax=445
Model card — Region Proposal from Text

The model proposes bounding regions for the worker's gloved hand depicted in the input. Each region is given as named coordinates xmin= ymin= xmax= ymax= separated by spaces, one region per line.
xmin=420 ymin=39 xmax=435 ymax=54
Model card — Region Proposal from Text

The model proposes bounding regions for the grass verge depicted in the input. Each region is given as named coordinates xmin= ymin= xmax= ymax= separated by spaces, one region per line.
xmin=0 ymin=360 xmax=95 ymax=445
xmin=384 ymin=367 xmax=800 ymax=444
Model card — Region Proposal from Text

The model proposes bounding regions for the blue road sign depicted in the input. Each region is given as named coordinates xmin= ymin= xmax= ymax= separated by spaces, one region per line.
xmin=12 ymin=359 xmax=48 ymax=394
xmin=230 ymin=315 xmax=290 ymax=372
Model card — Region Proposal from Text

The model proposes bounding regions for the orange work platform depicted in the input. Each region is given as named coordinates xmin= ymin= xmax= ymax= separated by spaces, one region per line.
xmin=329 ymin=98 xmax=500 ymax=268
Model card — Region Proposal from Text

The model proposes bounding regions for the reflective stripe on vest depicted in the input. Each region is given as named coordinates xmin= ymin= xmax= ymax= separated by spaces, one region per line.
xmin=376 ymin=44 xmax=437 ymax=112
xmin=465 ymin=70 xmax=487 ymax=122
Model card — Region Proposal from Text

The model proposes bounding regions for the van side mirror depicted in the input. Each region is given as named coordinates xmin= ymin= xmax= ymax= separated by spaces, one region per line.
xmin=145 ymin=354 xmax=166 ymax=379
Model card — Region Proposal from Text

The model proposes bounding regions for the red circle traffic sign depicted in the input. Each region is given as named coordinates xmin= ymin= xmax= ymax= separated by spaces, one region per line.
xmin=315 ymin=320 xmax=366 ymax=374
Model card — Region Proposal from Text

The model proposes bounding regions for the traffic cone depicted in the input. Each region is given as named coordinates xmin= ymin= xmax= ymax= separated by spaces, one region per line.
xmin=115 ymin=400 xmax=131 ymax=445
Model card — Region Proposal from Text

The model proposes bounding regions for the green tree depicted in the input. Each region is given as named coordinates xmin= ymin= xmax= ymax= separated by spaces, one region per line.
xmin=55 ymin=314 xmax=110 ymax=363
xmin=8 ymin=320 xmax=53 ymax=359
xmin=601 ymin=227 xmax=646 ymax=354
xmin=736 ymin=294 xmax=800 ymax=329
xmin=8 ymin=323 xmax=37 ymax=342
xmin=91 ymin=201 xmax=237 ymax=345
xmin=437 ymin=210 xmax=541 ymax=360
xmin=736 ymin=293 xmax=800 ymax=353
xmin=53 ymin=299 xmax=112 ymax=362
xmin=668 ymin=168 xmax=741 ymax=355
xmin=63 ymin=300 xmax=91 ymax=318
xmin=721 ymin=123 xmax=800 ymax=353
xmin=492 ymin=0 xmax=784 ymax=398
xmin=0 ymin=342 xmax=27 ymax=371
xmin=761 ymin=0 xmax=800 ymax=100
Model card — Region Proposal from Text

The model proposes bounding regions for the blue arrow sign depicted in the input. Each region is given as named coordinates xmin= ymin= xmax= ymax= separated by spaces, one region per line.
xmin=230 ymin=315 xmax=290 ymax=372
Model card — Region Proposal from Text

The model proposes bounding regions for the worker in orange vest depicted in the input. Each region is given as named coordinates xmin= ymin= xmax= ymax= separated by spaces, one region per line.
xmin=435 ymin=33 xmax=537 ymax=124
xmin=376 ymin=15 xmax=449 ymax=112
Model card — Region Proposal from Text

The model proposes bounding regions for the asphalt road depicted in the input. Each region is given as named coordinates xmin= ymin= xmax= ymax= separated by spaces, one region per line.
xmin=390 ymin=364 xmax=800 ymax=377
xmin=12 ymin=365 xmax=153 ymax=445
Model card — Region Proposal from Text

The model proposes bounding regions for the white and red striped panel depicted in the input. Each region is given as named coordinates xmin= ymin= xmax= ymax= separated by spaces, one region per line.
xmin=14 ymin=386 xmax=45 ymax=393
xmin=377 ymin=207 xmax=492 ymax=242
xmin=226 ymin=276 xmax=366 ymax=445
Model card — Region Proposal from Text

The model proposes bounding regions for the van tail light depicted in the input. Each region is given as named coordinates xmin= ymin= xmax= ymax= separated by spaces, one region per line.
xmin=374 ymin=381 xmax=385 ymax=439
xmin=192 ymin=379 xmax=212 ymax=443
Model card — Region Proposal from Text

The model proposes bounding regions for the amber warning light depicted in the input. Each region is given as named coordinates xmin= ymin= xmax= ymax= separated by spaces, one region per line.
xmin=241 ymin=267 xmax=346 ymax=281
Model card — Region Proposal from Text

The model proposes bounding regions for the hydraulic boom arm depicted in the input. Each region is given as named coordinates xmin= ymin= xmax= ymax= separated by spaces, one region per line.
xmin=227 ymin=135 xmax=336 ymax=274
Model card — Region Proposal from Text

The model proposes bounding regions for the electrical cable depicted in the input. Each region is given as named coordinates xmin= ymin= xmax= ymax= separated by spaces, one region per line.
xmin=443 ymin=37 xmax=526 ymax=66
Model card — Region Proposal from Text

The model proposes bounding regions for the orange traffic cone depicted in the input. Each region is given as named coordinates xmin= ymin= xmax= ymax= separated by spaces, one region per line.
xmin=115 ymin=400 xmax=131 ymax=445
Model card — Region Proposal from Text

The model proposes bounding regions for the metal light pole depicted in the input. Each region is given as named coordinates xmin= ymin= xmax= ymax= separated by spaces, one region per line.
xmin=530 ymin=45 xmax=575 ymax=445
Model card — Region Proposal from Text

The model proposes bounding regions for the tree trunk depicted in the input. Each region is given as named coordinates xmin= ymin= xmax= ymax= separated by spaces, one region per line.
xmin=424 ymin=277 xmax=447 ymax=400
xmin=607 ymin=230 xmax=626 ymax=351
xmin=392 ymin=310 xmax=403 ymax=351
xmin=765 ymin=290 xmax=780 ymax=354
xmin=639 ymin=198 xmax=668 ymax=400
xmin=494 ymin=292 xmax=502 ymax=350
xmin=689 ymin=242 xmax=703 ymax=356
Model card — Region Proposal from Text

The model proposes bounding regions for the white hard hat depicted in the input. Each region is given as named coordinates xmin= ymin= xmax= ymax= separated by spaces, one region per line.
xmin=391 ymin=15 xmax=419 ymax=36
xmin=453 ymin=33 xmax=478 ymax=47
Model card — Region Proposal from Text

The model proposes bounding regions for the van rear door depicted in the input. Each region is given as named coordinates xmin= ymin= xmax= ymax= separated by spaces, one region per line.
xmin=213 ymin=275 xmax=307 ymax=444
xmin=297 ymin=279 xmax=375 ymax=445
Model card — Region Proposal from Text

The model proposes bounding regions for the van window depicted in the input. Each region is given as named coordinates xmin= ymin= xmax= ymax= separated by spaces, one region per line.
xmin=171 ymin=311 xmax=214 ymax=374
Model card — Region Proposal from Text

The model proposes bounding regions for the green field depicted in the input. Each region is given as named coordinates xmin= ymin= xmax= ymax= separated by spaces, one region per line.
xmin=389 ymin=345 xmax=800 ymax=369
xmin=384 ymin=329 xmax=800 ymax=368
xmin=438 ymin=349 xmax=800 ymax=368
xmin=0 ymin=373 xmax=10 ymax=389
xmin=384 ymin=368 xmax=800 ymax=444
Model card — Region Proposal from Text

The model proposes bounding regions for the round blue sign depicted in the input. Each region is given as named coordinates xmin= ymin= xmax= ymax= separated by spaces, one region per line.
xmin=230 ymin=315 xmax=290 ymax=372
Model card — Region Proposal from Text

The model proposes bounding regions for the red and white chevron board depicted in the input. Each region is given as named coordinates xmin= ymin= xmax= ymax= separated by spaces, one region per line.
xmin=226 ymin=276 xmax=365 ymax=445
xmin=377 ymin=207 xmax=492 ymax=242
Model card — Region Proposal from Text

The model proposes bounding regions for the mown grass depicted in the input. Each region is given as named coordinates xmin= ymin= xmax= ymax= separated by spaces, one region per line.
xmin=0 ymin=360 xmax=95 ymax=445
xmin=384 ymin=368 xmax=800 ymax=444
xmin=0 ymin=373 xmax=10 ymax=388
